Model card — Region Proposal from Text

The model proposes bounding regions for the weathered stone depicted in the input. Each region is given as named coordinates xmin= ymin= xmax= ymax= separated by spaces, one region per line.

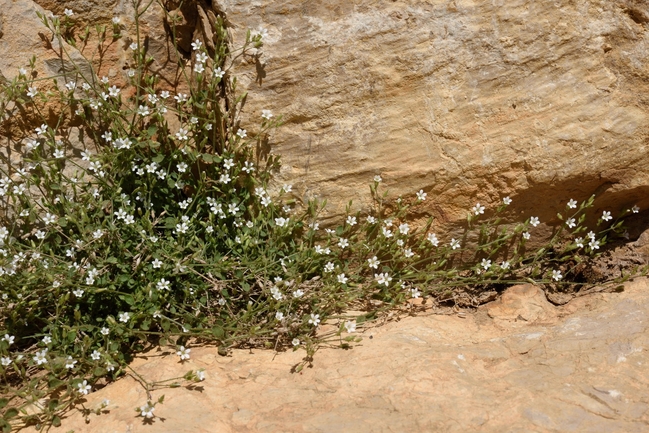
xmin=218 ymin=0 xmax=649 ymax=226
xmin=52 ymin=278 xmax=649 ymax=432
xmin=484 ymin=283 xmax=557 ymax=327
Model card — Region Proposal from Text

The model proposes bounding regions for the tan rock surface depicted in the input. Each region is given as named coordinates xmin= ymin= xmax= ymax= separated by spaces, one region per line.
xmin=222 ymin=0 xmax=649 ymax=222
xmin=52 ymin=278 xmax=649 ymax=432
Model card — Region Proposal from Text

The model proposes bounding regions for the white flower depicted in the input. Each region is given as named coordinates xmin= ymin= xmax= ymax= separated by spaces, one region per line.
xmin=64 ymin=356 xmax=77 ymax=369
xmin=140 ymin=403 xmax=155 ymax=418
xmin=308 ymin=313 xmax=321 ymax=327
xmin=481 ymin=258 xmax=491 ymax=270
xmin=374 ymin=272 xmax=392 ymax=286
xmin=77 ymin=380 xmax=91 ymax=395
xmin=275 ymin=311 xmax=284 ymax=321
xmin=236 ymin=129 xmax=247 ymax=139
xmin=118 ymin=312 xmax=130 ymax=323
xmin=196 ymin=370 xmax=206 ymax=381
xmin=427 ymin=233 xmax=439 ymax=246
xmin=567 ymin=199 xmax=578 ymax=209
xmin=175 ymin=222 xmax=189 ymax=234
xmin=53 ymin=149 xmax=64 ymax=159
xmin=223 ymin=158 xmax=235 ymax=170
xmin=27 ymin=87 xmax=38 ymax=98
xmin=130 ymin=42 xmax=138 ymax=50
xmin=177 ymin=346 xmax=191 ymax=360
xmin=589 ymin=239 xmax=600 ymax=250
xmin=382 ymin=227 xmax=393 ymax=238
xmin=324 ymin=262 xmax=335 ymax=273
xmin=33 ymin=349 xmax=48 ymax=365
xmin=552 ymin=270 xmax=562 ymax=281
xmin=337 ymin=273 xmax=348 ymax=284
xmin=64 ymin=8 xmax=74 ymax=16
xmin=344 ymin=321 xmax=356 ymax=333
xmin=262 ymin=109 xmax=273 ymax=120
xmin=254 ymin=27 xmax=268 ymax=39
xmin=112 ymin=16 xmax=120 ymax=24
xmin=472 ymin=203 xmax=485 ymax=215
xmin=292 ymin=338 xmax=300 ymax=346
xmin=194 ymin=62 xmax=205 ymax=74
xmin=374 ymin=175 xmax=382 ymax=183
xmin=416 ymin=189 xmax=427 ymax=201
xmin=18 ymin=67 xmax=27 ymax=76
xmin=177 ymin=162 xmax=188 ymax=173
xmin=174 ymin=93 xmax=188 ymax=103
xmin=43 ymin=213 xmax=57 ymax=225
xmin=587 ymin=231 xmax=596 ymax=240
xmin=503 ymin=196 xmax=512 ymax=205
xmin=575 ymin=237 xmax=584 ymax=248
xmin=213 ymin=67 xmax=225 ymax=79
xmin=398 ymin=223 xmax=410 ymax=235
xmin=566 ymin=218 xmax=576 ymax=229
xmin=191 ymin=39 xmax=202 ymax=51
xmin=450 ymin=238 xmax=461 ymax=250
xmin=108 ymin=85 xmax=120 ymax=97
xmin=632 ymin=205 xmax=640 ymax=214
xmin=73 ymin=289 xmax=85 ymax=297
xmin=152 ymin=258 xmax=163 ymax=269
xmin=522 ymin=232 xmax=531 ymax=240
xmin=91 ymin=350 xmax=101 ymax=361
xmin=136 ymin=105 xmax=150 ymax=116
xmin=101 ymin=327 xmax=110 ymax=336
xmin=601 ymin=211 xmax=612 ymax=221
xmin=529 ymin=216 xmax=540 ymax=227
xmin=410 ymin=287 xmax=421 ymax=298
xmin=242 ymin=161 xmax=255 ymax=173
xmin=404 ymin=248 xmax=414 ymax=258
xmin=156 ymin=278 xmax=171 ymax=291
xmin=500 ymin=261 xmax=510 ymax=270
xmin=195 ymin=53 xmax=208 ymax=64
xmin=338 ymin=238 xmax=349 ymax=249
xmin=366 ymin=215 xmax=377 ymax=224
xmin=346 ymin=215 xmax=357 ymax=226
xmin=292 ymin=289 xmax=304 ymax=298
xmin=367 ymin=256 xmax=380 ymax=269
xmin=3 ymin=334 xmax=15 ymax=346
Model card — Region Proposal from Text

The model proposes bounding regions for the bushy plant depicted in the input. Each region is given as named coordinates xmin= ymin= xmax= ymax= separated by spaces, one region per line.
xmin=0 ymin=2 xmax=641 ymax=430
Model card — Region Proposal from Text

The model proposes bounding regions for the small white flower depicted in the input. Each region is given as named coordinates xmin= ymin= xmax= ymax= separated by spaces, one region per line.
xmin=292 ymin=338 xmax=300 ymax=346
xmin=196 ymin=370 xmax=206 ymax=381
xmin=404 ymin=248 xmax=414 ymax=258
xmin=410 ymin=287 xmax=421 ymax=298
xmin=366 ymin=215 xmax=377 ymax=224
xmin=529 ymin=216 xmax=540 ymax=227
xmin=503 ymin=196 xmax=512 ymax=205
xmin=33 ymin=349 xmax=48 ymax=365
xmin=3 ymin=334 xmax=15 ymax=346
xmin=398 ymin=223 xmax=410 ymax=235
xmin=374 ymin=272 xmax=392 ymax=286
xmin=77 ymin=380 xmax=91 ymax=395
xmin=382 ymin=227 xmax=393 ymax=238
xmin=552 ymin=270 xmax=562 ymax=281
xmin=324 ymin=262 xmax=335 ymax=273
xmin=344 ymin=321 xmax=356 ymax=333
xmin=53 ymin=149 xmax=64 ymax=159
xmin=177 ymin=346 xmax=191 ymax=360
xmin=500 ymin=261 xmax=510 ymax=270
xmin=567 ymin=199 xmax=578 ymax=209
xmin=136 ymin=105 xmax=150 ymax=116
xmin=601 ymin=211 xmax=612 ymax=221
xmin=174 ymin=93 xmax=188 ymax=103
xmin=64 ymin=8 xmax=74 ymax=16
xmin=427 ymin=233 xmax=439 ymax=246
xmin=522 ymin=232 xmax=531 ymax=240
xmin=213 ymin=67 xmax=225 ymax=79
xmin=481 ymin=258 xmax=491 ymax=270
xmin=292 ymin=289 xmax=304 ymax=298
xmin=223 ymin=158 xmax=235 ymax=170
xmin=589 ymin=239 xmax=600 ymax=250
xmin=118 ymin=312 xmax=130 ymax=323
xmin=27 ymin=87 xmax=38 ymax=98
xmin=65 ymin=356 xmax=77 ymax=369
xmin=130 ymin=42 xmax=138 ymax=50
xmin=236 ymin=129 xmax=247 ymax=139
xmin=191 ymin=39 xmax=202 ymax=51
xmin=194 ymin=62 xmax=205 ymax=74
xmin=177 ymin=162 xmax=188 ymax=173
xmin=112 ymin=16 xmax=121 ymax=24
xmin=374 ymin=175 xmax=382 ymax=183
xmin=308 ymin=313 xmax=321 ymax=327
xmin=73 ymin=288 xmax=85 ymax=297
xmin=575 ymin=237 xmax=584 ymax=248
xmin=566 ymin=218 xmax=576 ymax=229
xmin=262 ymin=109 xmax=273 ymax=120
xmin=91 ymin=350 xmax=101 ymax=361
xmin=152 ymin=258 xmax=163 ymax=269
xmin=632 ymin=205 xmax=640 ymax=214
xmin=156 ymin=278 xmax=171 ymax=291
xmin=416 ymin=189 xmax=427 ymax=201
xmin=337 ymin=273 xmax=348 ymax=284
xmin=338 ymin=238 xmax=349 ymax=249
xmin=367 ymin=256 xmax=380 ymax=269
xmin=43 ymin=213 xmax=57 ymax=225
xmin=472 ymin=203 xmax=485 ymax=215
xmin=450 ymin=238 xmax=461 ymax=250
xmin=140 ymin=403 xmax=155 ymax=418
xmin=275 ymin=311 xmax=284 ymax=321
xmin=101 ymin=327 xmax=110 ymax=336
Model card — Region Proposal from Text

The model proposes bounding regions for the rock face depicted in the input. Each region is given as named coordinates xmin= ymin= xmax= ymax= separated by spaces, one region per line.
xmin=53 ymin=278 xmax=649 ymax=432
xmin=221 ymin=0 xmax=649 ymax=223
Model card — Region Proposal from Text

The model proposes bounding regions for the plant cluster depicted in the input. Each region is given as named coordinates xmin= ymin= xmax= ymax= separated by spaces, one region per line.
xmin=0 ymin=1 xmax=641 ymax=431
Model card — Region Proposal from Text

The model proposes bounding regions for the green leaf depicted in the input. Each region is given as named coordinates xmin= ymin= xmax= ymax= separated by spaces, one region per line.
xmin=211 ymin=326 xmax=224 ymax=339
xmin=51 ymin=415 xmax=61 ymax=427
xmin=93 ymin=367 xmax=107 ymax=377
xmin=0 ymin=399 xmax=7 ymax=410
xmin=47 ymin=399 xmax=59 ymax=411
xmin=57 ymin=217 xmax=67 ymax=227
xmin=147 ymin=126 xmax=158 ymax=137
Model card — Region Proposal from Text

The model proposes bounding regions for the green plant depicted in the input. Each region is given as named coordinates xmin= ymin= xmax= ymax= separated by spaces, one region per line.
xmin=0 ymin=2 xmax=642 ymax=431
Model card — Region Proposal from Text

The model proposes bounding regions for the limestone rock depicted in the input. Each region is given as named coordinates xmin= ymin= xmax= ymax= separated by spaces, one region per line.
xmin=484 ymin=283 xmax=557 ymax=327
xmin=52 ymin=278 xmax=649 ymax=432
xmin=219 ymin=0 xmax=649 ymax=225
